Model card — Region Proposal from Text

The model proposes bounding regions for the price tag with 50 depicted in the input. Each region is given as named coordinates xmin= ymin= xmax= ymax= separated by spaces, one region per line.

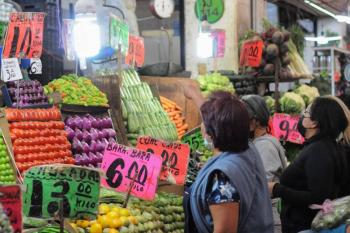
xmin=136 ymin=137 xmax=190 ymax=185
xmin=101 ymin=143 xmax=162 ymax=201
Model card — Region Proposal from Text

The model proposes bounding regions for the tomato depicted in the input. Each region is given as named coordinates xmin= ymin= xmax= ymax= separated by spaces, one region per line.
xmin=10 ymin=134 xmax=17 ymax=142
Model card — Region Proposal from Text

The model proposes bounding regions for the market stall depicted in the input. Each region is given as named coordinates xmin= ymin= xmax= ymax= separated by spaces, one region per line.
xmin=0 ymin=0 xmax=345 ymax=232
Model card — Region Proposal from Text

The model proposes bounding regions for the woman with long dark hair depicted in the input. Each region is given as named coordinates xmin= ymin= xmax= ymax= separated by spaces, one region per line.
xmin=269 ymin=96 xmax=350 ymax=233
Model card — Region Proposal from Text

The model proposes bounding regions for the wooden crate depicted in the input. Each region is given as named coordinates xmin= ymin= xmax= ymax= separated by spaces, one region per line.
xmin=141 ymin=76 xmax=202 ymax=130
xmin=90 ymin=75 xmax=128 ymax=145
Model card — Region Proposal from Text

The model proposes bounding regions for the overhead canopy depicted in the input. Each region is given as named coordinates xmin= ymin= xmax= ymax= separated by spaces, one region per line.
xmin=271 ymin=0 xmax=349 ymax=16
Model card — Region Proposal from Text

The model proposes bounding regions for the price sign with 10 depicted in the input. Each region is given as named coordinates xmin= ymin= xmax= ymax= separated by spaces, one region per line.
xmin=136 ymin=137 xmax=190 ymax=185
xmin=101 ymin=143 xmax=162 ymax=201
xmin=23 ymin=165 xmax=100 ymax=219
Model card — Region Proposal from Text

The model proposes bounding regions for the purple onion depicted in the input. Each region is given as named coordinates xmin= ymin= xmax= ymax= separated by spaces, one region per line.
xmin=90 ymin=128 xmax=99 ymax=141
xmin=65 ymin=117 xmax=76 ymax=129
xmin=82 ymin=129 xmax=91 ymax=143
xmin=102 ymin=117 xmax=113 ymax=128
xmin=74 ymin=117 xmax=83 ymax=129
xmin=89 ymin=140 xmax=97 ymax=152
xmin=82 ymin=141 xmax=90 ymax=154
xmin=72 ymin=139 xmax=83 ymax=153
xmin=82 ymin=117 xmax=92 ymax=130
xmin=96 ymin=152 xmax=104 ymax=163
xmin=95 ymin=140 xmax=104 ymax=152
xmin=100 ymin=129 xmax=109 ymax=139
xmin=75 ymin=129 xmax=83 ymax=140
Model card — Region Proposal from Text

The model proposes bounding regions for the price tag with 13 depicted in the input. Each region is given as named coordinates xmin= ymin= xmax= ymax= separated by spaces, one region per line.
xmin=101 ymin=143 xmax=162 ymax=201
xmin=136 ymin=137 xmax=190 ymax=185
xmin=23 ymin=165 xmax=100 ymax=219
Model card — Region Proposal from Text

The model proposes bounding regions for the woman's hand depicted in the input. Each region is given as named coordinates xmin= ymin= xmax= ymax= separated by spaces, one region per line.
xmin=268 ymin=182 xmax=277 ymax=197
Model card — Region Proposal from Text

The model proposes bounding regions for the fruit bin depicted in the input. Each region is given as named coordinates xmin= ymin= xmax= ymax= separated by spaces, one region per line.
xmin=0 ymin=129 xmax=20 ymax=185
xmin=62 ymin=110 xmax=118 ymax=168
xmin=5 ymin=108 xmax=75 ymax=175
xmin=1 ymin=80 xmax=53 ymax=109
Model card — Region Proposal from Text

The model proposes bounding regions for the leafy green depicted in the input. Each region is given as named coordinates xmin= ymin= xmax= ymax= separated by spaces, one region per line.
xmin=279 ymin=92 xmax=305 ymax=114
xmin=294 ymin=84 xmax=320 ymax=106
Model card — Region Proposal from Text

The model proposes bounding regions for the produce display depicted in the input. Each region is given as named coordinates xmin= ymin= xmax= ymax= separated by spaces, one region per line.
xmin=0 ymin=204 xmax=12 ymax=233
xmin=293 ymin=84 xmax=320 ymax=106
xmin=71 ymin=188 xmax=184 ymax=233
xmin=0 ymin=132 xmax=16 ymax=185
xmin=279 ymin=92 xmax=305 ymax=115
xmin=44 ymin=74 xmax=108 ymax=107
xmin=6 ymin=108 xmax=75 ymax=173
xmin=7 ymin=80 xmax=49 ymax=107
xmin=197 ymin=72 xmax=235 ymax=97
xmin=71 ymin=202 xmax=138 ymax=233
xmin=64 ymin=114 xmax=117 ymax=168
xmin=311 ymin=196 xmax=350 ymax=231
xmin=160 ymin=96 xmax=189 ymax=140
xmin=31 ymin=227 xmax=69 ymax=233
xmin=121 ymin=69 xmax=178 ymax=145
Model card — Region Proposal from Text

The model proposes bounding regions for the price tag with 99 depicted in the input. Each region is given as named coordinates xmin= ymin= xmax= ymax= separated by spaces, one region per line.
xmin=272 ymin=113 xmax=304 ymax=144
xmin=0 ymin=185 xmax=22 ymax=233
xmin=23 ymin=165 xmax=100 ymax=219
xmin=136 ymin=137 xmax=190 ymax=185
xmin=101 ymin=143 xmax=162 ymax=201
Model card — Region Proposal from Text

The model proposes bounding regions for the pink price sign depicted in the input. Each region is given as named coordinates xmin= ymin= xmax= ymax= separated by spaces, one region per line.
xmin=272 ymin=113 xmax=305 ymax=144
xmin=101 ymin=143 xmax=162 ymax=201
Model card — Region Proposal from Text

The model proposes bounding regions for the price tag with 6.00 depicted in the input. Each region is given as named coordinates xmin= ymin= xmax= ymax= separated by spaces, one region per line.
xmin=0 ymin=185 xmax=22 ymax=233
xmin=272 ymin=113 xmax=305 ymax=144
xmin=23 ymin=165 xmax=100 ymax=219
xmin=101 ymin=143 xmax=162 ymax=201
xmin=136 ymin=137 xmax=190 ymax=185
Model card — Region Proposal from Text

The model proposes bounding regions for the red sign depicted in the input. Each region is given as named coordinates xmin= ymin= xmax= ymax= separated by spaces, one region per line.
xmin=271 ymin=113 xmax=304 ymax=144
xmin=101 ymin=143 xmax=162 ymax=201
xmin=125 ymin=35 xmax=145 ymax=67
xmin=136 ymin=137 xmax=190 ymax=185
xmin=212 ymin=29 xmax=226 ymax=58
xmin=3 ymin=12 xmax=45 ymax=58
xmin=239 ymin=40 xmax=264 ymax=67
xmin=0 ymin=185 xmax=22 ymax=233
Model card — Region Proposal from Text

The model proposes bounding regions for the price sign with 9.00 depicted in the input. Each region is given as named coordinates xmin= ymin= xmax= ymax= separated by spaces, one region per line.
xmin=23 ymin=165 xmax=100 ymax=219
xmin=0 ymin=185 xmax=22 ymax=233
xmin=101 ymin=143 xmax=162 ymax=201
xmin=136 ymin=137 xmax=190 ymax=185
xmin=272 ymin=113 xmax=304 ymax=144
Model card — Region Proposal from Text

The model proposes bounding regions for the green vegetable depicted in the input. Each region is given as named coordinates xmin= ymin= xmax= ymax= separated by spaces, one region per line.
xmin=279 ymin=92 xmax=305 ymax=114
xmin=293 ymin=84 xmax=320 ymax=106
xmin=264 ymin=96 xmax=276 ymax=115
xmin=197 ymin=72 xmax=235 ymax=97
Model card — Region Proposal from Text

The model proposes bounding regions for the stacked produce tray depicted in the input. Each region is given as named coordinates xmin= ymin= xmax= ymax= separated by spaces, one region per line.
xmin=63 ymin=111 xmax=118 ymax=168
xmin=2 ymin=80 xmax=52 ymax=108
xmin=5 ymin=108 xmax=75 ymax=174
xmin=120 ymin=69 xmax=178 ymax=145
xmin=0 ymin=130 xmax=17 ymax=185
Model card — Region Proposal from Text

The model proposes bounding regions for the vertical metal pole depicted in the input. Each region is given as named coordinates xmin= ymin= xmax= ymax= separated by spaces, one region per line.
xmin=331 ymin=48 xmax=335 ymax=96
